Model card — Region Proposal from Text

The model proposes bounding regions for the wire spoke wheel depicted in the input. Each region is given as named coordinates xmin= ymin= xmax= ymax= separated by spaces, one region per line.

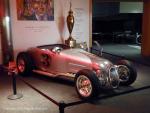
xmin=76 ymin=75 xmax=92 ymax=97
xmin=16 ymin=52 xmax=33 ymax=76
xmin=117 ymin=60 xmax=137 ymax=86
xmin=75 ymin=69 xmax=100 ymax=99
xmin=118 ymin=65 xmax=130 ymax=83
xmin=17 ymin=58 xmax=25 ymax=73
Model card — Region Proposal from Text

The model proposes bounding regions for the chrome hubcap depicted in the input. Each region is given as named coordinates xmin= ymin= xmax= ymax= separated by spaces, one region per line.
xmin=76 ymin=75 xmax=92 ymax=97
xmin=118 ymin=65 xmax=130 ymax=82
xmin=18 ymin=58 xmax=25 ymax=72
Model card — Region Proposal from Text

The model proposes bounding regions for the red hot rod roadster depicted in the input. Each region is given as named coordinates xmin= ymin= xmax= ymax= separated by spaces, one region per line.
xmin=16 ymin=44 xmax=137 ymax=99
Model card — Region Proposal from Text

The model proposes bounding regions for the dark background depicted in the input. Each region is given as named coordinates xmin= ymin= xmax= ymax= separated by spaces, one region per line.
xmin=92 ymin=2 xmax=142 ymax=44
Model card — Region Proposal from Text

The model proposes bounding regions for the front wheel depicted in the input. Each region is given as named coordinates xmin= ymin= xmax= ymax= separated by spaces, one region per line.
xmin=75 ymin=69 xmax=100 ymax=100
xmin=117 ymin=60 xmax=137 ymax=86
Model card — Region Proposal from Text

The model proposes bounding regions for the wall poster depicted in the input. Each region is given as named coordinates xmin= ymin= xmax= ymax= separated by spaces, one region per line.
xmin=16 ymin=0 xmax=54 ymax=21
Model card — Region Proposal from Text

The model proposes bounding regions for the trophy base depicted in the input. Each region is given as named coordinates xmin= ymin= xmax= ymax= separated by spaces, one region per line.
xmin=65 ymin=37 xmax=76 ymax=48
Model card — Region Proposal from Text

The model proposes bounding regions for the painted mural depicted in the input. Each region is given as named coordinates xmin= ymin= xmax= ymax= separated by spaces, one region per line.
xmin=16 ymin=0 xmax=54 ymax=21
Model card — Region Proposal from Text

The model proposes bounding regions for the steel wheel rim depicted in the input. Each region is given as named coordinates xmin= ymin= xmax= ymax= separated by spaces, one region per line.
xmin=118 ymin=65 xmax=130 ymax=82
xmin=17 ymin=58 xmax=25 ymax=72
xmin=76 ymin=75 xmax=92 ymax=97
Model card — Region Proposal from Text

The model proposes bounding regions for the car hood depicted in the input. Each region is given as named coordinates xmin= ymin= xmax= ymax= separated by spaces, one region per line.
xmin=61 ymin=48 xmax=113 ymax=68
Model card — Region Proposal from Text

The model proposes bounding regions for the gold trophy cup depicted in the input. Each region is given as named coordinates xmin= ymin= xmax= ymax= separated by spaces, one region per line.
xmin=65 ymin=1 xmax=76 ymax=48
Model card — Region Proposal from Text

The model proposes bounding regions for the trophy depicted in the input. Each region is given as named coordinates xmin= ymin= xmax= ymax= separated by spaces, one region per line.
xmin=65 ymin=1 xmax=76 ymax=48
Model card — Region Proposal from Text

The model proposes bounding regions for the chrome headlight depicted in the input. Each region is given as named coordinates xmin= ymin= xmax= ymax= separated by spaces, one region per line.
xmin=97 ymin=70 xmax=108 ymax=87
xmin=96 ymin=67 xmax=120 ymax=89
xmin=109 ymin=67 xmax=120 ymax=88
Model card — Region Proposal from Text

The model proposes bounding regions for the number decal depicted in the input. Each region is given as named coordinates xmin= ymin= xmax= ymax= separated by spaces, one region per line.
xmin=41 ymin=54 xmax=51 ymax=67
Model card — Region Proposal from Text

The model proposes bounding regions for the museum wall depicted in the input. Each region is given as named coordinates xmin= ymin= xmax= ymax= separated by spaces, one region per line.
xmin=9 ymin=0 xmax=90 ymax=57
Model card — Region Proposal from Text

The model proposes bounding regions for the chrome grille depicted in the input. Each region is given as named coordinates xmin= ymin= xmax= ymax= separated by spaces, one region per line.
xmin=109 ymin=67 xmax=120 ymax=88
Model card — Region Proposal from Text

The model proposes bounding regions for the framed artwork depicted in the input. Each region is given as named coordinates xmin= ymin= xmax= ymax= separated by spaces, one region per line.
xmin=16 ymin=0 xmax=54 ymax=21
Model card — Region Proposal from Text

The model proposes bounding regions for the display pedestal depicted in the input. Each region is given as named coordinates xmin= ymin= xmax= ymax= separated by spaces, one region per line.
xmin=8 ymin=93 xmax=23 ymax=100
xmin=7 ymin=61 xmax=23 ymax=100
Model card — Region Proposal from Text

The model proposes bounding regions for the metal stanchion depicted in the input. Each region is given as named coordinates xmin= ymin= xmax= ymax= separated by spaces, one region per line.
xmin=59 ymin=101 xmax=66 ymax=113
xmin=7 ymin=62 xmax=23 ymax=100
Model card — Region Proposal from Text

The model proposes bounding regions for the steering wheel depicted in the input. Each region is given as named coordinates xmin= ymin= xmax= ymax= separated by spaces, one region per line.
xmin=52 ymin=47 xmax=63 ymax=53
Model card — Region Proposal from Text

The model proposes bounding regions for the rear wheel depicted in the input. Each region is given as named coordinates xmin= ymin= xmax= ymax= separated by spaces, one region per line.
xmin=117 ymin=60 xmax=137 ymax=86
xmin=75 ymin=69 xmax=100 ymax=100
xmin=16 ymin=52 xmax=33 ymax=76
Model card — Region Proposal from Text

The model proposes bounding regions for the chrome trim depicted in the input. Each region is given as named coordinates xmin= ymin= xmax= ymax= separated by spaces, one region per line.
xmin=97 ymin=66 xmax=120 ymax=89
xmin=33 ymin=70 xmax=55 ymax=77
xmin=108 ymin=66 xmax=120 ymax=88
xmin=69 ymin=62 xmax=87 ymax=68
xmin=33 ymin=70 xmax=75 ymax=78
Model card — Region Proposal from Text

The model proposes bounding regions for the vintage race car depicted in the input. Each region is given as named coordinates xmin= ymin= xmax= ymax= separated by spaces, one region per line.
xmin=16 ymin=44 xmax=137 ymax=99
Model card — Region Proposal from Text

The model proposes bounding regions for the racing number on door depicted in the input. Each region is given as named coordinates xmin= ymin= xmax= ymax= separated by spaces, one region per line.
xmin=41 ymin=54 xmax=51 ymax=67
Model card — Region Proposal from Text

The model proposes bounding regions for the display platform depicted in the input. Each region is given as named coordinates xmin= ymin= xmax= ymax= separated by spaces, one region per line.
xmin=19 ymin=64 xmax=150 ymax=113
xmin=21 ymin=69 xmax=150 ymax=102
